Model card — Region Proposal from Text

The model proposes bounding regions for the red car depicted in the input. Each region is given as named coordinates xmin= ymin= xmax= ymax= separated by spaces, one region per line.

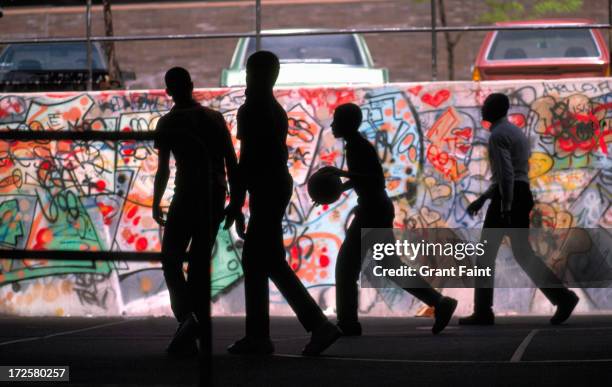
xmin=473 ymin=19 xmax=610 ymax=80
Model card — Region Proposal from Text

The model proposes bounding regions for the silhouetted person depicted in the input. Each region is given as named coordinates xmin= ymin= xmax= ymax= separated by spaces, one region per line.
xmin=459 ymin=93 xmax=578 ymax=325
xmin=319 ymin=103 xmax=457 ymax=335
xmin=153 ymin=67 xmax=238 ymax=356
xmin=224 ymin=51 xmax=341 ymax=356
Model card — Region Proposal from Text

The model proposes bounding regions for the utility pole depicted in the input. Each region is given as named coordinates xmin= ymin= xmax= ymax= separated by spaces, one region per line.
xmin=86 ymin=0 xmax=93 ymax=91
xmin=255 ymin=0 xmax=262 ymax=51
xmin=430 ymin=0 xmax=437 ymax=81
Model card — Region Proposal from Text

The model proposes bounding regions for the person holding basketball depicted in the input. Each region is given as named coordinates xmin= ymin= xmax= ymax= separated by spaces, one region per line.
xmin=318 ymin=103 xmax=458 ymax=336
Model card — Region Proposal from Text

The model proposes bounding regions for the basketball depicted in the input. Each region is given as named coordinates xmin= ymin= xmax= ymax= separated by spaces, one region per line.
xmin=308 ymin=168 xmax=343 ymax=204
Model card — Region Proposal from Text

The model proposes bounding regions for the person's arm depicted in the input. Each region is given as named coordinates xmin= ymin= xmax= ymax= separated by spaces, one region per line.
xmin=481 ymin=183 xmax=498 ymax=200
xmin=223 ymin=109 xmax=246 ymax=237
xmin=319 ymin=163 xmax=378 ymax=180
xmin=153 ymin=146 xmax=170 ymax=226
xmin=324 ymin=167 xmax=374 ymax=180
xmin=466 ymin=182 xmax=496 ymax=217
xmin=217 ymin=112 xmax=240 ymax=201
xmin=344 ymin=170 xmax=378 ymax=179
xmin=489 ymin=132 xmax=514 ymax=212
xmin=319 ymin=143 xmax=380 ymax=189
xmin=229 ymin=108 xmax=247 ymax=209
xmin=341 ymin=179 xmax=355 ymax=192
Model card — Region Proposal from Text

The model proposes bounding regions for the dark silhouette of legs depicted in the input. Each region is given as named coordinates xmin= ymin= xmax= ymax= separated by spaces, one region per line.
xmin=468 ymin=182 xmax=574 ymax=322
xmin=161 ymin=190 xmax=194 ymax=323
xmin=335 ymin=215 xmax=362 ymax=325
xmin=161 ymin=187 xmax=225 ymax=354
xmin=243 ymin=176 xmax=326 ymax=339
xmin=336 ymin=198 xmax=449 ymax=334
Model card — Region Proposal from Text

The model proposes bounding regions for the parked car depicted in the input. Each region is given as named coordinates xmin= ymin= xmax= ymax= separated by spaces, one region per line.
xmin=0 ymin=42 xmax=135 ymax=92
xmin=472 ymin=19 xmax=610 ymax=81
xmin=221 ymin=29 xmax=388 ymax=87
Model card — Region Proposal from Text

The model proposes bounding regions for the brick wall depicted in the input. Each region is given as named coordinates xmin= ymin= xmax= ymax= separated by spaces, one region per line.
xmin=0 ymin=0 xmax=610 ymax=87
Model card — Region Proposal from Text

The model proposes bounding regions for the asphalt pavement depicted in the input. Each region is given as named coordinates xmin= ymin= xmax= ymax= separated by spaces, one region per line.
xmin=0 ymin=314 xmax=610 ymax=386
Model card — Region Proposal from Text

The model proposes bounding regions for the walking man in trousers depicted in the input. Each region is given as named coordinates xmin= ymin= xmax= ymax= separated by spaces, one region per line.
xmin=224 ymin=51 xmax=341 ymax=356
xmin=459 ymin=93 xmax=579 ymax=325
xmin=153 ymin=67 xmax=238 ymax=355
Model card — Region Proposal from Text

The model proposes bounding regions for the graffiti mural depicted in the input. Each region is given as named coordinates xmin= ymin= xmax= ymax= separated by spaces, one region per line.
xmin=0 ymin=78 xmax=610 ymax=317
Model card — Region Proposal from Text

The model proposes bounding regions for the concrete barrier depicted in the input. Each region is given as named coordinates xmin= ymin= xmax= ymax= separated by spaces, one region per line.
xmin=0 ymin=78 xmax=610 ymax=316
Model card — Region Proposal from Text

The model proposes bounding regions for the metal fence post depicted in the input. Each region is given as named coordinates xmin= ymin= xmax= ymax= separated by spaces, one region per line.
xmin=431 ymin=0 xmax=437 ymax=81
xmin=255 ymin=0 xmax=262 ymax=51
xmin=86 ymin=0 xmax=93 ymax=91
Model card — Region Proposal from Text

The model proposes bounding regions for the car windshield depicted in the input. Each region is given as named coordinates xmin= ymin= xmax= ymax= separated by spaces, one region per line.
xmin=244 ymin=34 xmax=364 ymax=66
xmin=487 ymin=29 xmax=600 ymax=60
xmin=0 ymin=43 xmax=106 ymax=71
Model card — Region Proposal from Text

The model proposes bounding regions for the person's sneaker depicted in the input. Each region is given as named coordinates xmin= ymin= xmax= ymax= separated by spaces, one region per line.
xmin=167 ymin=337 xmax=199 ymax=357
xmin=550 ymin=291 xmax=579 ymax=325
xmin=302 ymin=320 xmax=342 ymax=356
xmin=458 ymin=310 xmax=495 ymax=326
xmin=337 ymin=321 xmax=362 ymax=336
xmin=432 ymin=297 xmax=458 ymax=334
xmin=166 ymin=313 xmax=200 ymax=356
xmin=227 ymin=337 xmax=275 ymax=355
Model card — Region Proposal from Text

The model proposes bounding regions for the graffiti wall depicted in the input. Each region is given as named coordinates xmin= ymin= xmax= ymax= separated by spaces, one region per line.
xmin=0 ymin=78 xmax=610 ymax=317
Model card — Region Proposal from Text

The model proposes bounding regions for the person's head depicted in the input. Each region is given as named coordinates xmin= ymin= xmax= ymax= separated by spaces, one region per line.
xmin=246 ymin=51 xmax=280 ymax=93
xmin=332 ymin=103 xmax=363 ymax=139
xmin=481 ymin=93 xmax=509 ymax=124
xmin=165 ymin=67 xmax=193 ymax=103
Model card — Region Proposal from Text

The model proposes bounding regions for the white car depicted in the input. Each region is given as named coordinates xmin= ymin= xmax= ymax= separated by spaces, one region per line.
xmin=220 ymin=29 xmax=388 ymax=87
